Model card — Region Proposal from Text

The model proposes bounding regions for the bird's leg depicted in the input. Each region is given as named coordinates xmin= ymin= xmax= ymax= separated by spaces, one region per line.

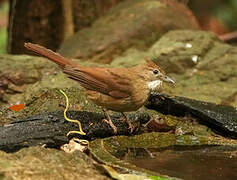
xmin=121 ymin=112 xmax=134 ymax=133
xmin=102 ymin=108 xmax=117 ymax=134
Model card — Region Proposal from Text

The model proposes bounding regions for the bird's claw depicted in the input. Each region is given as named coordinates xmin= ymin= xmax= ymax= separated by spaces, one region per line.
xmin=103 ymin=119 xmax=117 ymax=134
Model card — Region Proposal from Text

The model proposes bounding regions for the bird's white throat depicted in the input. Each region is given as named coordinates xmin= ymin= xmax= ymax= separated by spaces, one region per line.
xmin=148 ymin=80 xmax=162 ymax=91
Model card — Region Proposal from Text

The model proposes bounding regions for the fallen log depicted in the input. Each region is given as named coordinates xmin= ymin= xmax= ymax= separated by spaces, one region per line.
xmin=0 ymin=110 xmax=149 ymax=152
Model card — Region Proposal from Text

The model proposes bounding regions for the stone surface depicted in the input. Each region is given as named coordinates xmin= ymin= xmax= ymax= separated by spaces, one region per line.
xmin=149 ymin=30 xmax=219 ymax=74
xmin=0 ymin=146 xmax=108 ymax=180
xmin=59 ymin=0 xmax=199 ymax=63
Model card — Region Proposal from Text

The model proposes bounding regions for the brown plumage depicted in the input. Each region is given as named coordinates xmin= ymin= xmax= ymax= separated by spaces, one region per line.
xmin=24 ymin=43 xmax=175 ymax=134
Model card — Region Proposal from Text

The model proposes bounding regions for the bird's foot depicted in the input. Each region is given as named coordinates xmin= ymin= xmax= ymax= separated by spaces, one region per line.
xmin=103 ymin=119 xmax=117 ymax=134
xmin=102 ymin=108 xmax=118 ymax=134
xmin=126 ymin=120 xmax=134 ymax=133
xmin=121 ymin=112 xmax=134 ymax=133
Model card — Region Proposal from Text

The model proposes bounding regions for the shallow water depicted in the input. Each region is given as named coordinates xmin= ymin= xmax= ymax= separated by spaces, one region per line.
xmin=118 ymin=146 xmax=237 ymax=180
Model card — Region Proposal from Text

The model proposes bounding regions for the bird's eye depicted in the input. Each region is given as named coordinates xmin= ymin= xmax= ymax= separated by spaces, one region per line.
xmin=153 ymin=69 xmax=159 ymax=75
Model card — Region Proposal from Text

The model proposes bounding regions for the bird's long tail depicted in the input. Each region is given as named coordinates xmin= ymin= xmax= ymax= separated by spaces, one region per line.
xmin=24 ymin=43 xmax=79 ymax=68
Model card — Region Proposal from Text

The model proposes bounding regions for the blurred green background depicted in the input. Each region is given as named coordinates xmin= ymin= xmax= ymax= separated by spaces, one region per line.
xmin=214 ymin=0 xmax=237 ymax=30
xmin=0 ymin=1 xmax=7 ymax=54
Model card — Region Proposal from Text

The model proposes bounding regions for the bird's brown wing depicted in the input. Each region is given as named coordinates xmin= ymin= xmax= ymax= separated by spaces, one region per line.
xmin=24 ymin=43 xmax=132 ymax=98
xmin=63 ymin=66 xmax=132 ymax=98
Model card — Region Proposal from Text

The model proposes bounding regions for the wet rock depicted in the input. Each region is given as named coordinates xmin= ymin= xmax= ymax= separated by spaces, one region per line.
xmin=59 ymin=0 xmax=199 ymax=63
xmin=146 ymin=93 xmax=237 ymax=138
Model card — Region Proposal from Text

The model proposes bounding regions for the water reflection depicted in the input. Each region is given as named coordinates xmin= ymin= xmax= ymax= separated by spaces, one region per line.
xmin=117 ymin=146 xmax=237 ymax=180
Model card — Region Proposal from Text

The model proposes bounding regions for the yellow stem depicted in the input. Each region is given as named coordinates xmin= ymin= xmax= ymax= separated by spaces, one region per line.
xmin=59 ymin=89 xmax=86 ymax=136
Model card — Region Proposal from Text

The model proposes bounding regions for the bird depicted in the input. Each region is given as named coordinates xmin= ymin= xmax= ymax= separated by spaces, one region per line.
xmin=24 ymin=43 xmax=175 ymax=134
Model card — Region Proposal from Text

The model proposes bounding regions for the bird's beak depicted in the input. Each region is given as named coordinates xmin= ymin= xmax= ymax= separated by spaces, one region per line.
xmin=162 ymin=75 xmax=175 ymax=84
